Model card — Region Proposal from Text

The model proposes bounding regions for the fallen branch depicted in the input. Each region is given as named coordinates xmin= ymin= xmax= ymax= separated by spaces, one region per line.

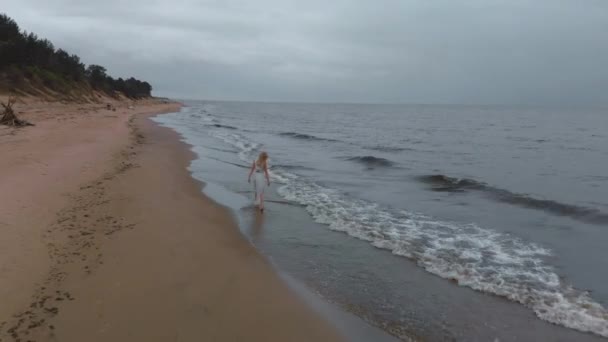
xmin=1 ymin=96 xmax=34 ymax=127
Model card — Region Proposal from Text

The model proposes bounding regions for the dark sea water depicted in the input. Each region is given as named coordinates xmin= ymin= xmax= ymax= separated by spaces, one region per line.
xmin=154 ymin=101 xmax=608 ymax=341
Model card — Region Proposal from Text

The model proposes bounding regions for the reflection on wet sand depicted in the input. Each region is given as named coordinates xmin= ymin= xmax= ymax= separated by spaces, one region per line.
xmin=249 ymin=210 xmax=265 ymax=241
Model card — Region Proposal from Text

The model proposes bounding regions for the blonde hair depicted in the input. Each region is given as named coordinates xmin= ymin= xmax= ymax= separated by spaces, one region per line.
xmin=257 ymin=152 xmax=268 ymax=165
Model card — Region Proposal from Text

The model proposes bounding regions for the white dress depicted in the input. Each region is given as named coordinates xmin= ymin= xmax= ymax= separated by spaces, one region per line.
xmin=253 ymin=162 xmax=267 ymax=201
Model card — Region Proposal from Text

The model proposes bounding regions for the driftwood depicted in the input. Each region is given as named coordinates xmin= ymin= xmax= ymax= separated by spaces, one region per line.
xmin=1 ymin=96 xmax=34 ymax=127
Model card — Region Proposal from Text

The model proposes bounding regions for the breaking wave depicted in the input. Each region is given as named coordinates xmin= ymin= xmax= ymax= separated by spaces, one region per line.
xmin=345 ymin=156 xmax=395 ymax=168
xmin=209 ymin=123 xmax=238 ymax=130
xmin=152 ymin=108 xmax=608 ymax=338
xmin=279 ymin=132 xmax=339 ymax=142
xmin=207 ymin=131 xmax=608 ymax=338
xmin=418 ymin=174 xmax=608 ymax=225
xmin=365 ymin=145 xmax=411 ymax=152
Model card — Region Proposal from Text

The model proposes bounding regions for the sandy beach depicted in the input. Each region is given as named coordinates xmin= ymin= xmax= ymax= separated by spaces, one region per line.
xmin=0 ymin=97 xmax=342 ymax=341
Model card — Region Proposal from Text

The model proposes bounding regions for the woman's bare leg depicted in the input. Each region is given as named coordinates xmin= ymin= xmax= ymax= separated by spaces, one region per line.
xmin=253 ymin=181 xmax=257 ymax=202
xmin=260 ymin=193 xmax=264 ymax=212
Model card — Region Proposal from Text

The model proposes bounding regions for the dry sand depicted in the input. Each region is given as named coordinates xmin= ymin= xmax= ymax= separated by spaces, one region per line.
xmin=0 ymin=97 xmax=342 ymax=341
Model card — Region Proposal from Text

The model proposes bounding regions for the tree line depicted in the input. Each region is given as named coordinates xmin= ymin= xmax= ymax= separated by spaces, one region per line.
xmin=0 ymin=13 xmax=152 ymax=98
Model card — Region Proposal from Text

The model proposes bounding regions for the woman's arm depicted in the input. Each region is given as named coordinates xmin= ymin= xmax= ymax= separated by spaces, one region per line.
xmin=264 ymin=163 xmax=270 ymax=186
xmin=248 ymin=162 xmax=255 ymax=183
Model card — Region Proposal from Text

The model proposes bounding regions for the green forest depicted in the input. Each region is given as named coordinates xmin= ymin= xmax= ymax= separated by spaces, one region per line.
xmin=0 ymin=13 xmax=152 ymax=99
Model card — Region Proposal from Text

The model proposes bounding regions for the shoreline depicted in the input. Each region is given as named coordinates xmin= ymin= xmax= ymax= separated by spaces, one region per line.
xmin=152 ymin=110 xmax=402 ymax=342
xmin=154 ymin=101 xmax=608 ymax=342
xmin=0 ymin=98 xmax=343 ymax=341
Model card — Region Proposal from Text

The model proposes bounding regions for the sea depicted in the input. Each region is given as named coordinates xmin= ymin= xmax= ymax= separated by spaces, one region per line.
xmin=153 ymin=101 xmax=608 ymax=341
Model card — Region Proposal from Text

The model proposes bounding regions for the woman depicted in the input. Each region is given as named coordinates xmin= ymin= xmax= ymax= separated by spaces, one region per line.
xmin=248 ymin=152 xmax=270 ymax=212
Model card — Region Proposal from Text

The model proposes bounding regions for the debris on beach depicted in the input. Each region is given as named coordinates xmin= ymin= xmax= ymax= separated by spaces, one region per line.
xmin=1 ymin=96 xmax=34 ymax=127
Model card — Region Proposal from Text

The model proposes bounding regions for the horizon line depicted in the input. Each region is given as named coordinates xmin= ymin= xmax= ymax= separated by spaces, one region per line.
xmin=153 ymin=95 xmax=608 ymax=110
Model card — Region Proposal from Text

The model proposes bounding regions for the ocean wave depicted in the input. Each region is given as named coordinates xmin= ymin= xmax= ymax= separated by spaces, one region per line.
xmin=207 ymin=131 xmax=261 ymax=162
xmin=345 ymin=155 xmax=395 ymax=168
xmin=209 ymin=123 xmax=237 ymax=130
xmin=417 ymin=174 xmax=484 ymax=192
xmin=273 ymin=164 xmax=317 ymax=171
xmin=200 ymin=125 xmax=608 ymax=338
xmin=196 ymin=116 xmax=219 ymax=125
xmin=205 ymin=155 xmax=250 ymax=169
xmin=275 ymin=176 xmax=608 ymax=338
xmin=279 ymin=132 xmax=338 ymax=142
xmin=364 ymin=145 xmax=411 ymax=152
xmin=418 ymin=174 xmax=608 ymax=225
xmin=205 ymin=146 xmax=239 ymax=153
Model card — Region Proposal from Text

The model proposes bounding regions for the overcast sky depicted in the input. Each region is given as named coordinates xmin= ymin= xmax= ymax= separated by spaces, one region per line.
xmin=4 ymin=1 xmax=608 ymax=105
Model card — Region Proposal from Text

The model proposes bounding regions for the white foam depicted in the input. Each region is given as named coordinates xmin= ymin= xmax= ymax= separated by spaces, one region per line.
xmin=208 ymin=131 xmax=260 ymax=162
xmin=155 ymin=109 xmax=608 ymax=338
xmin=275 ymin=178 xmax=608 ymax=337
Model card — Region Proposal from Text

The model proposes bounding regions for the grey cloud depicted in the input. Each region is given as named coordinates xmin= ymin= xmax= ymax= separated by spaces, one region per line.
xmin=4 ymin=0 xmax=608 ymax=105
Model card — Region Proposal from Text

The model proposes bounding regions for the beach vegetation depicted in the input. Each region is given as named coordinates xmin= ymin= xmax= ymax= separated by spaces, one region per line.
xmin=0 ymin=13 xmax=152 ymax=99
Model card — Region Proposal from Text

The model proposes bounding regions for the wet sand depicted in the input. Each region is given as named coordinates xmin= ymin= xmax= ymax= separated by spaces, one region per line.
xmin=0 ymin=97 xmax=342 ymax=341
